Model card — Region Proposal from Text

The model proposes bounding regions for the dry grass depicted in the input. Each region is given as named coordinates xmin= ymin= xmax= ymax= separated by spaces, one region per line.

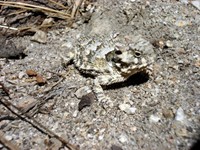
xmin=0 ymin=0 xmax=89 ymax=34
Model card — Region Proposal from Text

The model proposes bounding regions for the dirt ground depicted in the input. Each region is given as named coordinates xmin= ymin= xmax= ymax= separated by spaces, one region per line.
xmin=0 ymin=0 xmax=200 ymax=150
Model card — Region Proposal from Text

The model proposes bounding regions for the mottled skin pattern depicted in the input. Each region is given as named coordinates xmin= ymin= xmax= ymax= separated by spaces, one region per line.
xmin=61 ymin=34 xmax=156 ymax=107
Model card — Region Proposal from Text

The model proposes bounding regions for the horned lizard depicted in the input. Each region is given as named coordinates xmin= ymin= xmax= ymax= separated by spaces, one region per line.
xmin=61 ymin=34 xmax=156 ymax=107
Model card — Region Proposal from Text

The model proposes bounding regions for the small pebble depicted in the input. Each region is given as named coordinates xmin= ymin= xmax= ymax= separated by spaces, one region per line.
xmin=98 ymin=135 xmax=104 ymax=140
xmin=18 ymin=71 xmax=26 ymax=79
xmin=119 ymin=104 xmax=130 ymax=111
xmin=175 ymin=20 xmax=188 ymax=27
xmin=180 ymin=0 xmax=188 ymax=4
xmin=72 ymin=110 xmax=79 ymax=118
xmin=175 ymin=107 xmax=185 ymax=122
xmin=118 ymin=104 xmax=136 ymax=114
xmin=31 ymin=30 xmax=47 ymax=44
xmin=71 ymin=23 xmax=78 ymax=29
xmin=129 ymin=107 xmax=137 ymax=114
xmin=174 ymin=89 xmax=179 ymax=93
xmin=175 ymin=127 xmax=188 ymax=137
xmin=176 ymin=48 xmax=186 ymax=54
xmin=162 ymin=109 xmax=174 ymax=119
xmin=36 ymin=75 xmax=46 ymax=85
xmin=152 ymin=40 xmax=164 ymax=48
xmin=5 ymin=135 xmax=13 ymax=141
xmin=26 ymin=69 xmax=37 ymax=77
xmin=130 ymin=126 xmax=137 ymax=132
xmin=149 ymin=114 xmax=161 ymax=123
xmin=119 ymin=134 xmax=128 ymax=143
xmin=166 ymin=40 xmax=173 ymax=48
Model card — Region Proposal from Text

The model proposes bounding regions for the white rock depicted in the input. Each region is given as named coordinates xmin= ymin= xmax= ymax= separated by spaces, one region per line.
xmin=180 ymin=0 xmax=188 ymax=4
xmin=52 ymin=122 xmax=59 ymax=131
xmin=72 ymin=110 xmax=79 ymax=118
xmin=175 ymin=107 xmax=185 ymax=122
xmin=166 ymin=40 xmax=173 ymax=48
xmin=119 ymin=103 xmax=129 ymax=111
xmin=5 ymin=135 xmax=13 ymax=141
xmin=149 ymin=114 xmax=161 ymax=123
xmin=174 ymin=89 xmax=179 ymax=93
xmin=18 ymin=71 xmax=26 ymax=79
xmin=98 ymin=135 xmax=104 ymax=140
xmin=129 ymin=107 xmax=137 ymax=114
xmin=191 ymin=1 xmax=200 ymax=10
xmin=119 ymin=134 xmax=128 ymax=143
xmin=87 ymin=134 xmax=94 ymax=139
xmin=119 ymin=104 xmax=136 ymax=114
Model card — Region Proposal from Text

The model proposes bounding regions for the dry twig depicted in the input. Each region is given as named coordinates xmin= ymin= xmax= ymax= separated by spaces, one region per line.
xmin=47 ymin=0 xmax=69 ymax=10
xmin=0 ymin=98 xmax=80 ymax=150
xmin=71 ymin=0 xmax=84 ymax=19
xmin=0 ymin=82 xmax=79 ymax=150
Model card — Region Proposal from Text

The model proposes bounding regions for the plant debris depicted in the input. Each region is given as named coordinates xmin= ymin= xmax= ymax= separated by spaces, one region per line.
xmin=0 ymin=0 xmax=96 ymax=36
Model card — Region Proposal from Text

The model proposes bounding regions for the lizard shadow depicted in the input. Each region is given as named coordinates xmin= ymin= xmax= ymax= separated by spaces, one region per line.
xmin=80 ymin=71 xmax=149 ymax=90
xmin=0 ymin=34 xmax=27 ymax=59
xmin=190 ymin=130 xmax=200 ymax=150
xmin=103 ymin=71 xmax=149 ymax=90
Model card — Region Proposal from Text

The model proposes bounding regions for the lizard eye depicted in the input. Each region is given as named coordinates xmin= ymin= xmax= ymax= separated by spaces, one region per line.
xmin=134 ymin=51 xmax=141 ymax=58
xmin=115 ymin=50 xmax=122 ymax=55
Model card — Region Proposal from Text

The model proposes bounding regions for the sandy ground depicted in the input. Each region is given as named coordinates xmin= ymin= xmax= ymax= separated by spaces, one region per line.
xmin=0 ymin=0 xmax=200 ymax=150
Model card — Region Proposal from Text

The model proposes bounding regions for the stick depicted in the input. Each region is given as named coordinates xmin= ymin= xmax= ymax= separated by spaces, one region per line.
xmin=0 ymin=97 xmax=79 ymax=150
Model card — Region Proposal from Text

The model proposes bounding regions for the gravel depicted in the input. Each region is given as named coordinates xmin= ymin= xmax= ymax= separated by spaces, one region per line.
xmin=0 ymin=0 xmax=199 ymax=150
